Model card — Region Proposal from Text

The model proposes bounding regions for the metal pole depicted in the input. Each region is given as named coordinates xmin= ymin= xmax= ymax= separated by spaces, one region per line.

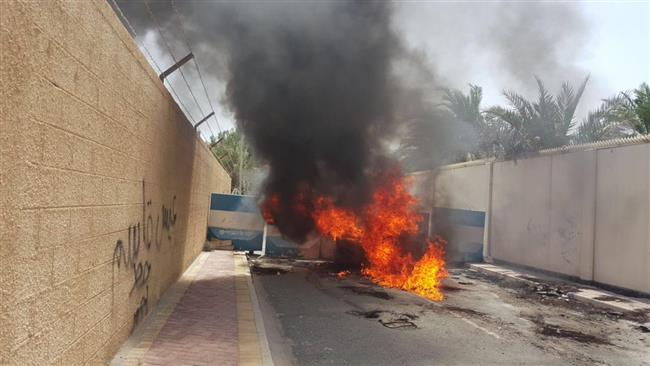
xmin=193 ymin=112 xmax=215 ymax=130
xmin=238 ymin=133 xmax=244 ymax=193
xmin=159 ymin=52 xmax=194 ymax=82
xmin=261 ymin=223 xmax=268 ymax=257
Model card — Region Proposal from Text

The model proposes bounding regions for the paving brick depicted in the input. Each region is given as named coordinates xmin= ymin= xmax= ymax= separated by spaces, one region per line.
xmin=129 ymin=251 xmax=241 ymax=366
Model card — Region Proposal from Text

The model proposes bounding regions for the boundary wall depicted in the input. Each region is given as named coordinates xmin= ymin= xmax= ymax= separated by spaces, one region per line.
xmin=1 ymin=1 xmax=231 ymax=364
xmin=412 ymin=139 xmax=649 ymax=294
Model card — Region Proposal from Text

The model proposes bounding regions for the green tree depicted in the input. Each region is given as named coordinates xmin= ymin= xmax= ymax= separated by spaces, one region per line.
xmin=210 ymin=129 xmax=256 ymax=194
xmin=632 ymin=83 xmax=650 ymax=133
xmin=485 ymin=76 xmax=589 ymax=156
xmin=573 ymin=97 xmax=630 ymax=143
xmin=573 ymin=82 xmax=650 ymax=143
xmin=440 ymin=84 xmax=511 ymax=159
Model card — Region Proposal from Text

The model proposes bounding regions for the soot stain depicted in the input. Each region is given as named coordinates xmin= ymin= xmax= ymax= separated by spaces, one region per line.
xmin=526 ymin=315 xmax=611 ymax=345
xmin=538 ymin=324 xmax=611 ymax=345
xmin=251 ymin=266 xmax=289 ymax=276
xmin=444 ymin=306 xmax=487 ymax=317
xmin=339 ymin=285 xmax=394 ymax=300
xmin=346 ymin=310 xmax=419 ymax=329
xmin=593 ymin=295 xmax=630 ymax=303
xmin=441 ymin=284 xmax=464 ymax=292
xmin=347 ymin=310 xmax=384 ymax=319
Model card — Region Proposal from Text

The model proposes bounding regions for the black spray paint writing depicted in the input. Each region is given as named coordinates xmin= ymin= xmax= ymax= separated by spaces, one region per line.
xmin=112 ymin=181 xmax=178 ymax=332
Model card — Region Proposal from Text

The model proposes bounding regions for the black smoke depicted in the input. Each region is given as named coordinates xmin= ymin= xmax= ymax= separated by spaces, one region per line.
xmin=114 ymin=1 xmax=427 ymax=242
xmin=110 ymin=1 xmax=593 ymax=242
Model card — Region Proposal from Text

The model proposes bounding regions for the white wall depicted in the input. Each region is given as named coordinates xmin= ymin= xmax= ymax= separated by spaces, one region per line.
xmin=491 ymin=156 xmax=553 ymax=271
xmin=428 ymin=141 xmax=650 ymax=294
xmin=424 ymin=162 xmax=491 ymax=263
xmin=490 ymin=152 xmax=599 ymax=279
xmin=593 ymin=144 xmax=650 ymax=293
xmin=434 ymin=162 xmax=490 ymax=211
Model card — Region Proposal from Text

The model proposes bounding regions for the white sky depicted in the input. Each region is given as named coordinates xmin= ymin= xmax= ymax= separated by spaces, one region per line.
xmin=139 ymin=1 xmax=650 ymax=139
xmin=577 ymin=1 xmax=649 ymax=99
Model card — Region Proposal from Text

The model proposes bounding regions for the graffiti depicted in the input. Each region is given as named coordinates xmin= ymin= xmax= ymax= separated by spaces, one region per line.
xmin=132 ymin=286 xmax=149 ymax=332
xmin=131 ymin=261 xmax=151 ymax=294
xmin=162 ymin=195 xmax=177 ymax=240
xmin=112 ymin=181 xmax=179 ymax=332
xmin=112 ymin=223 xmax=141 ymax=270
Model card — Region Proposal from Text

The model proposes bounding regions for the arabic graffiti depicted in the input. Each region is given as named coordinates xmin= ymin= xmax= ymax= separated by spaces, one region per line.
xmin=112 ymin=181 xmax=178 ymax=332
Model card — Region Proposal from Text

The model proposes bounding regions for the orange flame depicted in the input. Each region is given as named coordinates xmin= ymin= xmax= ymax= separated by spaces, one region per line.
xmin=313 ymin=172 xmax=448 ymax=301
xmin=261 ymin=194 xmax=280 ymax=224
xmin=337 ymin=270 xmax=351 ymax=279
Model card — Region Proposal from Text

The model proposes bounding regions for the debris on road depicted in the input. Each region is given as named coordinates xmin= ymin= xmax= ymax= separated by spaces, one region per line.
xmin=253 ymin=260 xmax=650 ymax=365
xmin=247 ymin=254 xmax=331 ymax=276
xmin=469 ymin=263 xmax=650 ymax=318
xmin=347 ymin=309 xmax=419 ymax=329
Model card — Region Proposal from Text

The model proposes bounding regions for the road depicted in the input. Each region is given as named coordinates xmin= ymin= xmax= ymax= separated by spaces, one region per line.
xmin=252 ymin=263 xmax=649 ymax=366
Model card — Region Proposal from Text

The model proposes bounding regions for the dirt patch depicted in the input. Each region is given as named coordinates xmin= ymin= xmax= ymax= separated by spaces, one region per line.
xmin=441 ymin=285 xmax=464 ymax=292
xmin=526 ymin=315 xmax=611 ymax=345
xmin=636 ymin=325 xmax=650 ymax=333
xmin=465 ymin=269 xmax=650 ymax=323
xmin=339 ymin=285 xmax=393 ymax=300
xmin=519 ymin=275 xmax=541 ymax=282
xmin=444 ymin=306 xmax=487 ymax=317
xmin=593 ymin=295 xmax=631 ymax=303
xmin=538 ymin=323 xmax=611 ymax=345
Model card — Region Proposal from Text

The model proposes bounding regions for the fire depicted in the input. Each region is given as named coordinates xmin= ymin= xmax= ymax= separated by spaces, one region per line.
xmin=313 ymin=171 xmax=448 ymax=301
xmin=261 ymin=193 xmax=280 ymax=224
xmin=337 ymin=270 xmax=351 ymax=279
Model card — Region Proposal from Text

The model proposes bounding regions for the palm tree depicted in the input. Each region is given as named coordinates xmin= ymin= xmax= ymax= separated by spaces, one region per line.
xmin=485 ymin=76 xmax=589 ymax=156
xmin=440 ymin=84 xmax=484 ymax=129
xmin=210 ymin=129 xmax=256 ymax=193
xmin=440 ymin=84 xmax=511 ymax=159
xmin=604 ymin=83 xmax=650 ymax=135
xmin=573 ymin=82 xmax=650 ymax=143
xmin=573 ymin=97 xmax=632 ymax=143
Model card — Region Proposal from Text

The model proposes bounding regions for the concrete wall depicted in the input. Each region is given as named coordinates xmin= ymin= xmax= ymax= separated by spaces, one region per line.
xmin=419 ymin=162 xmax=491 ymax=263
xmin=593 ymin=144 xmax=650 ymax=292
xmin=433 ymin=162 xmax=491 ymax=212
xmin=0 ymin=1 xmax=231 ymax=365
xmin=490 ymin=152 xmax=597 ymax=279
xmin=426 ymin=142 xmax=649 ymax=294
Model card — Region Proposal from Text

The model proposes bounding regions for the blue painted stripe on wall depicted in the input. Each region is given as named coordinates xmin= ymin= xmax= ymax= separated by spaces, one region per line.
xmin=434 ymin=207 xmax=485 ymax=228
xmin=210 ymin=193 xmax=259 ymax=213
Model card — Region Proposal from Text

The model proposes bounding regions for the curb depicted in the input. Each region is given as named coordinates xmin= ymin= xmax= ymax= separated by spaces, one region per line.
xmin=234 ymin=253 xmax=275 ymax=366
xmin=469 ymin=263 xmax=650 ymax=315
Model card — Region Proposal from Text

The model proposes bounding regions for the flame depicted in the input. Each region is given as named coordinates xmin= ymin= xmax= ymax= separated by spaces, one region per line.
xmin=261 ymin=193 xmax=280 ymax=224
xmin=337 ymin=270 xmax=351 ymax=278
xmin=313 ymin=171 xmax=448 ymax=301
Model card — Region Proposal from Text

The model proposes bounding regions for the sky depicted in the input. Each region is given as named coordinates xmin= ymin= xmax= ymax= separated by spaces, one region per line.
xmin=133 ymin=1 xmax=650 ymax=140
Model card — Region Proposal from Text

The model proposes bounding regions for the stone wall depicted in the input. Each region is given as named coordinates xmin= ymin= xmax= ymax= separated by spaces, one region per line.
xmin=1 ymin=1 xmax=231 ymax=364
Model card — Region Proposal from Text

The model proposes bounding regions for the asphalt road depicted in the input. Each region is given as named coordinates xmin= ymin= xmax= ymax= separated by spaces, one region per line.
xmin=252 ymin=265 xmax=649 ymax=366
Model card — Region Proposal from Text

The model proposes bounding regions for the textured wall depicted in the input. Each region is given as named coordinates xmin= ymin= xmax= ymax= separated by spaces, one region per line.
xmin=0 ymin=1 xmax=230 ymax=364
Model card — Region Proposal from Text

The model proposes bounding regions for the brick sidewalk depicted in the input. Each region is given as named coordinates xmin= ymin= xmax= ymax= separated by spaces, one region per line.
xmin=111 ymin=251 xmax=266 ymax=366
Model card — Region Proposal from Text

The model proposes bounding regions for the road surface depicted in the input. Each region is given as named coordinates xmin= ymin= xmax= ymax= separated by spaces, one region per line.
xmin=252 ymin=264 xmax=649 ymax=366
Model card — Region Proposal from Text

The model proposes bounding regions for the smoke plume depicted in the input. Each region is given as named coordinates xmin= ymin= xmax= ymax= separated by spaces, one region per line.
xmin=112 ymin=0 xmax=594 ymax=241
